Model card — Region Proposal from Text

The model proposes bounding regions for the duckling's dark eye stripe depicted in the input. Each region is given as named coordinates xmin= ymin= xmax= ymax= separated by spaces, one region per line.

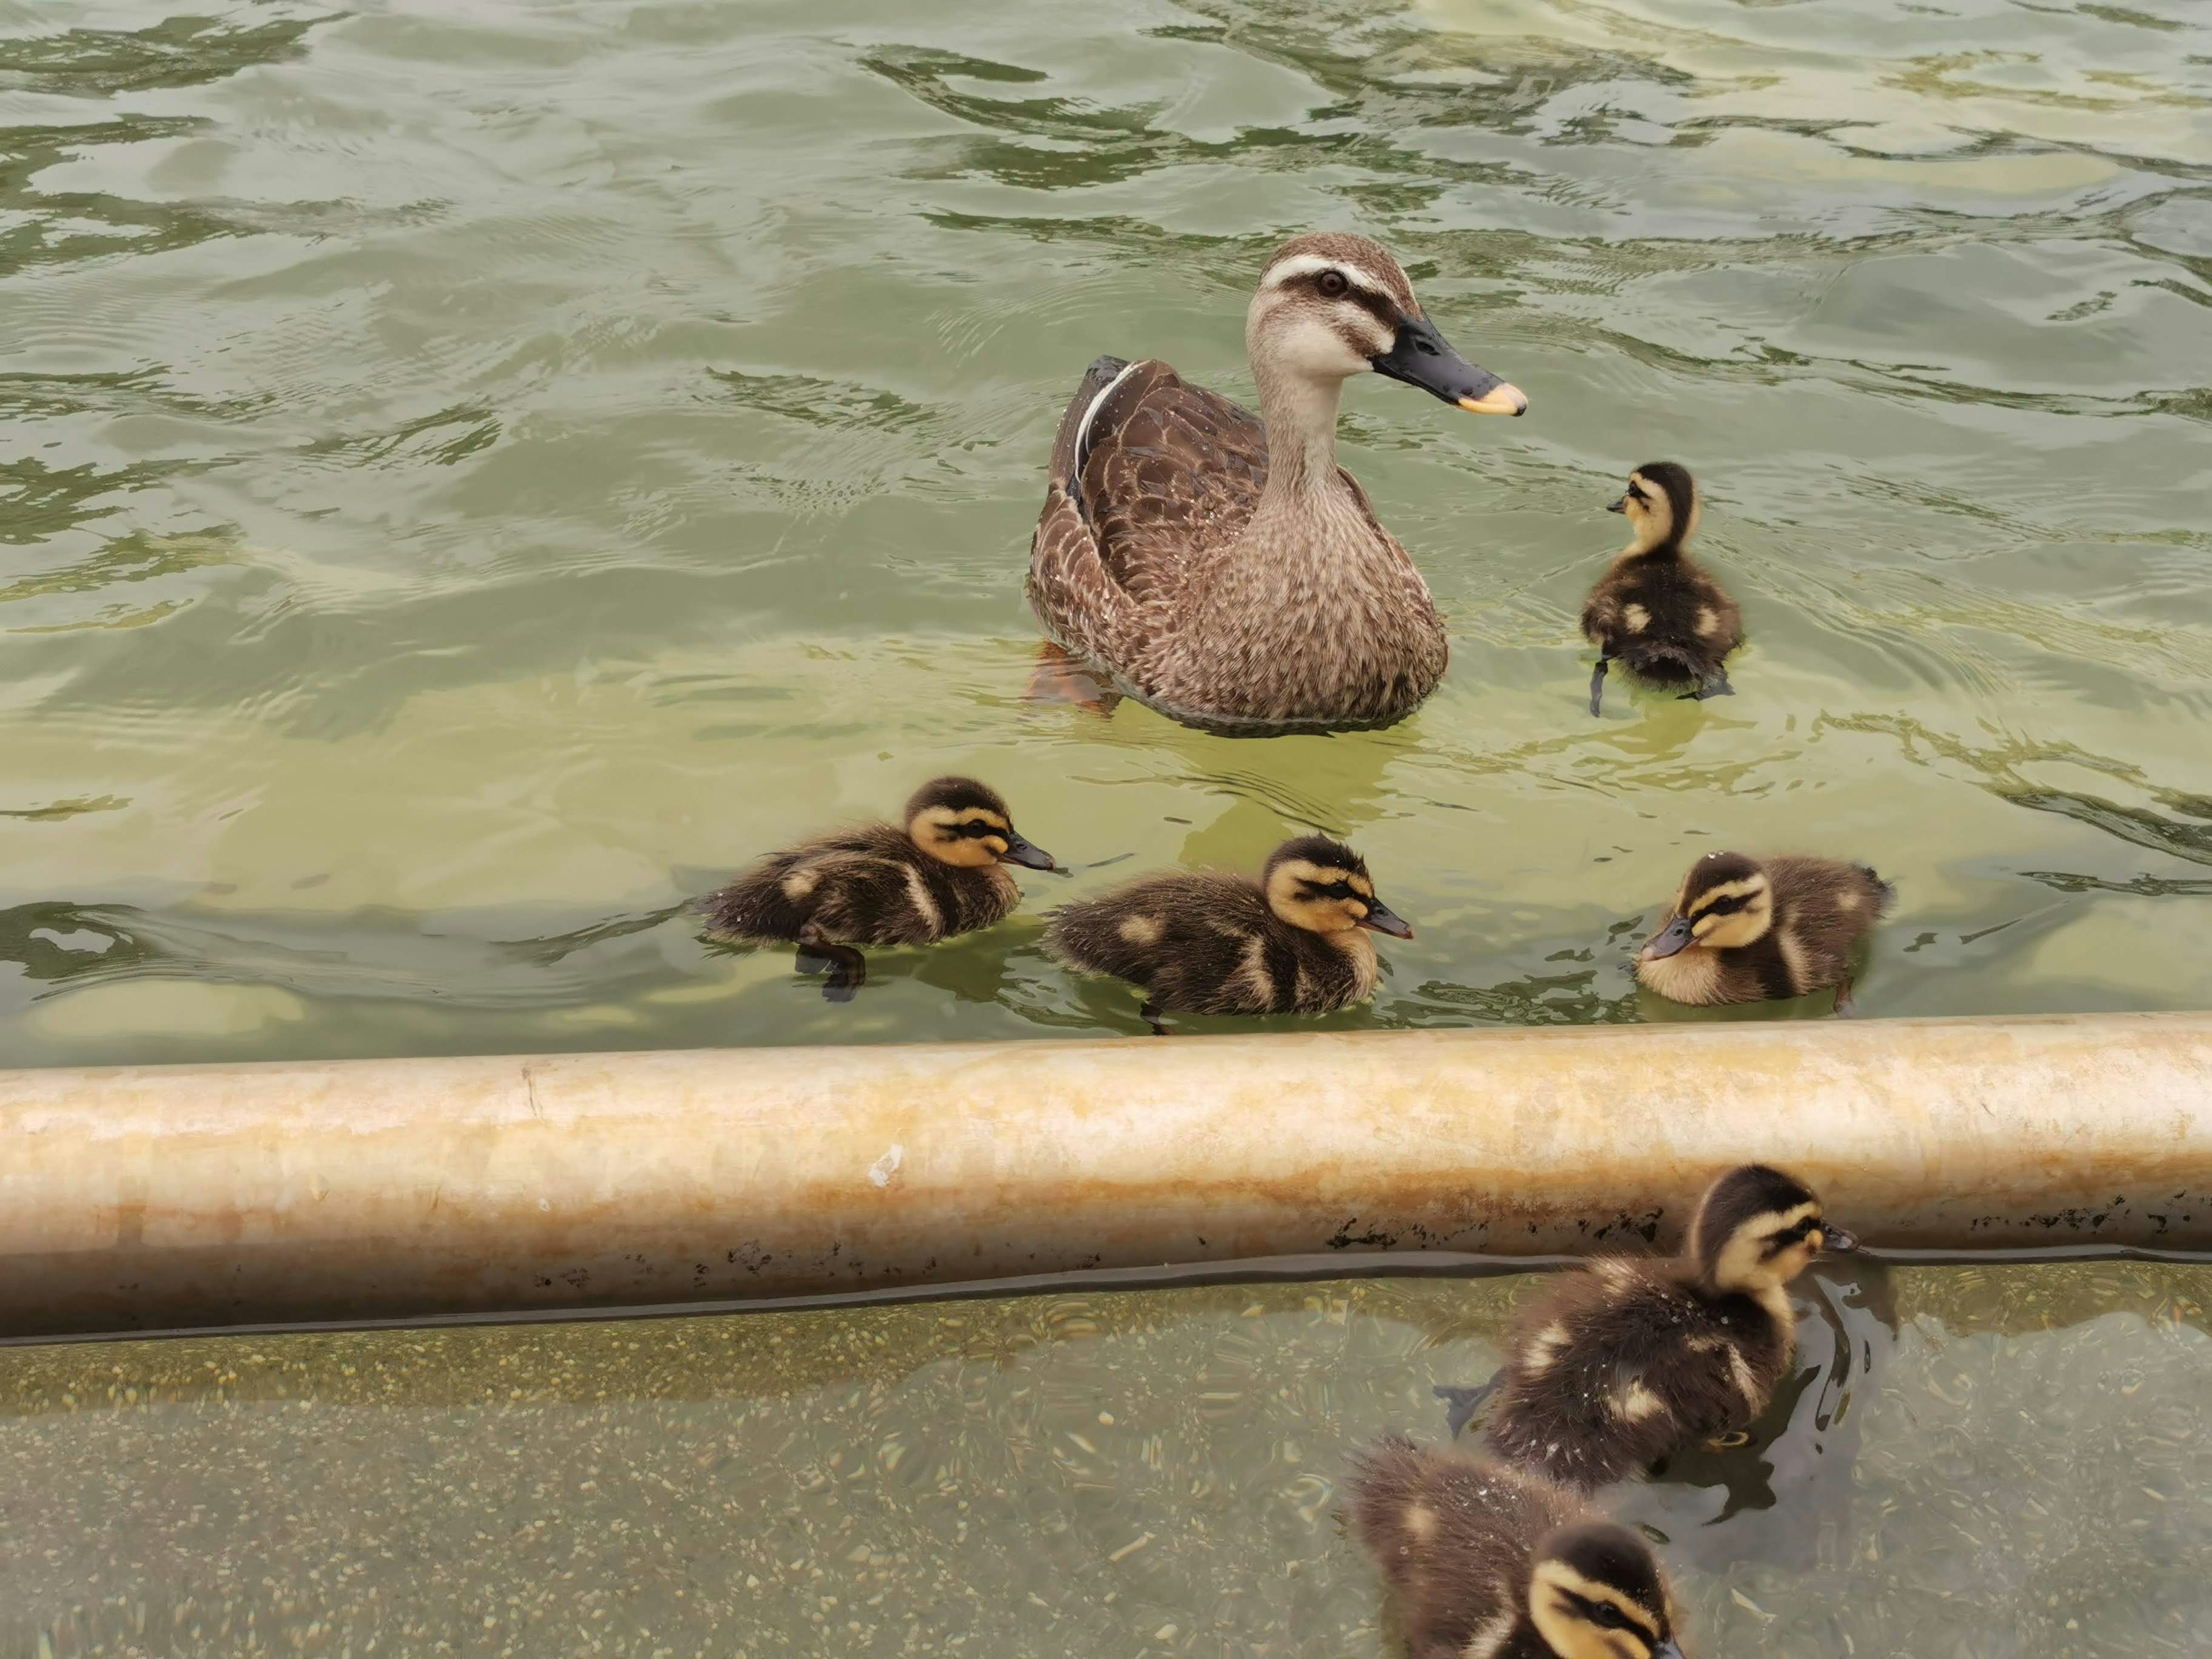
xmin=1559 ymin=1590 xmax=1650 ymax=1636
xmin=1698 ymin=893 xmax=1757 ymax=916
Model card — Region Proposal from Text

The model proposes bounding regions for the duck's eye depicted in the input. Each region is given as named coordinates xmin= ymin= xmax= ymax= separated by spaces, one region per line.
xmin=1586 ymin=1604 xmax=1631 ymax=1631
xmin=1316 ymin=270 xmax=1350 ymax=299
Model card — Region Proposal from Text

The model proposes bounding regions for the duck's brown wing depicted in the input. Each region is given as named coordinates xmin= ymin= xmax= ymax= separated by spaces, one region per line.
xmin=1027 ymin=356 xmax=1270 ymax=671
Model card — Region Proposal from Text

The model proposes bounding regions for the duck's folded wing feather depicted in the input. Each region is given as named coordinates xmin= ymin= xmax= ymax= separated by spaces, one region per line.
xmin=1029 ymin=358 xmax=1270 ymax=660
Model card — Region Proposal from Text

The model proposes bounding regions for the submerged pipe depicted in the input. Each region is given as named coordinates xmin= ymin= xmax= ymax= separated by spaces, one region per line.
xmin=1 ymin=1012 xmax=2208 ymax=1341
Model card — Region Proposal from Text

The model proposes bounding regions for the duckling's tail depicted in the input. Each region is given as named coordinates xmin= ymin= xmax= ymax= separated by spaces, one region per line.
xmin=1617 ymin=639 xmax=1708 ymax=687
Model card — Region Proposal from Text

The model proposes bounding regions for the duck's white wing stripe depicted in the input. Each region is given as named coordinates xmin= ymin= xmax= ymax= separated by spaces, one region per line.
xmin=1071 ymin=358 xmax=1144 ymax=482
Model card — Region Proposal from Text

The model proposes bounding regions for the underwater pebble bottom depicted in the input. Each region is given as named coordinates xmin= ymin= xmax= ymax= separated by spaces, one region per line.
xmin=1 ymin=1266 xmax=2208 ymax=1657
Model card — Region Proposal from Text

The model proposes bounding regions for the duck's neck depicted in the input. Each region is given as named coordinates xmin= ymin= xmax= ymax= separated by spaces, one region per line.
xmin=1252 ymin=359 xmax=1351 ymax=505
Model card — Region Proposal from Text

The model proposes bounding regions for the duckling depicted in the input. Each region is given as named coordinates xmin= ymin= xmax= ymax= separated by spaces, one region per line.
xmin=1635 ymin=850 xmax=1892 ymax=1014
xmin=1442 ymin=1165 xmax=1857 ymax=1493
xmin=1581 ymin=463 xmax=1741 ymax=716
xmin=1029 ymin=232 xmax=1527 ymax=733
xmin=1045 ymin=834 xmax=1410 ymax=1031
xmin=699 ymin=777 xmax=1054 ymax=1001
xmin=1347 ymin=1436 xmax=1685 ymax=1659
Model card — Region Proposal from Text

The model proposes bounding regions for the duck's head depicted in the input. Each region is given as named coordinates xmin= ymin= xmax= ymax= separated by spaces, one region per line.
xmin=1639 ymin=851 xmax=1770 ymax=961
xmin=1247 ymin=232 xmax=1526 ymax=416
xmin=1607 ymin=461 xmax=1698 ymax=555
xmin=1688 ymin=1164 xmax=1858 ymax=1296
xmin=903 ymin=777 xmax=1055 ymax=871
xmin=1262 ymin=835 xmax=1412 ymax=938
xmin=1527 ymin=1523 xmax=1684 ymax=1659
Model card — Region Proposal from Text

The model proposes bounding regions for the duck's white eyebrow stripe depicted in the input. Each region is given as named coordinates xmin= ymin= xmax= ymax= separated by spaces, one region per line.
xmin=1259 ymin=253 xmax=1394 ymax=298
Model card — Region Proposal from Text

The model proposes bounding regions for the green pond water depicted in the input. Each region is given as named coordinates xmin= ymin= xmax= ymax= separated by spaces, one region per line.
xmin=0 ymin=0 xmax=2209 ymax=1060
xmin=1 ymin=1261 xmax=2207 ymax=1657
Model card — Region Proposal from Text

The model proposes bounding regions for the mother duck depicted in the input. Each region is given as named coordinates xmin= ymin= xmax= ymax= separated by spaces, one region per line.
xmin=1028 ymin=232 xmax=1525 ymax=732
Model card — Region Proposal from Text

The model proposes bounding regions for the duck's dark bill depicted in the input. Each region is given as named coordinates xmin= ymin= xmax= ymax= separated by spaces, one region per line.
xmin=1607 ymin=495 xmax=1628 ymax=513
xmin=1359 ymin=900 xmax=1415 ymax=940
xmin=999 ymin=833 xmax=1057 ymax=870
xmin=1370 ymin=314 xmax=1527 ymax=416
xmin=1652 ymin=1642 xmax=1685 ymax=1659
xmin=1818 ymin=1225 xmax=1861 ymax=1255
xmin=1641 ymin=916 xmax=1696 ymax=960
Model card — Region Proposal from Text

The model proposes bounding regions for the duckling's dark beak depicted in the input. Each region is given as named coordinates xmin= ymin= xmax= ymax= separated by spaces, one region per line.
xmin=1607 ymin=495 xmax=1627 ymax=513
xmin=1816 ymin=1224 xmax=1859 ymax=1255
xmin=1371 ymin=313 xmax=1527 ymax=417
xmin=998 ymin=832 xmax=1056 ymax=871
xmin=1639 ymin=916 xmax=1695 ymax=961
xmin=1358 ymin=898 xmax=1414 ymax=940
xmin=1652 ymin=1641 xmax=1685 ymax=1659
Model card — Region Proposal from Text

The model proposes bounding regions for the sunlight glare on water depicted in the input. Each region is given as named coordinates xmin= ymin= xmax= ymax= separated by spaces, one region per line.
xmin=1 ymin=0 xmax=2209 ymax=1060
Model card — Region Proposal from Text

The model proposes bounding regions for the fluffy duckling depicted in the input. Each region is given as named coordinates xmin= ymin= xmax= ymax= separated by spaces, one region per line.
xmin=1347 ymin=1436 xmax=1685 ymax=1659
xmin=1444 ymin=1165 xmax=1857 ymax=1492
xmin=699 ymin=777 xmax=1054 ymax=1000
xmin=1045 ymin=834 xmax=1410 ymax=1031
xmin=1581 ymin=463 xmax=1741 ymax=716
xmin=1636 ymin=850 xmax=1892 ymax=1014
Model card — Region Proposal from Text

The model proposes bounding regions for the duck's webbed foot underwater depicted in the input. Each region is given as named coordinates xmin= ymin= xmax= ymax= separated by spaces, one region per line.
xmin=1588 ymin=656 xmax=1610 ymax=717
xmin=1434 ymin=1378 xmax=1503 ymax=1440
xmin=1139 ymin=998 xmax=1171 ymax=1037
xmin=794 ymin=941 xmax=868 ymax=1002
xmin=1831 ymin=975 xmax=1859 ymax=1018
xmin=1025 ymin=643 xmax=1124 ymax=717
xmin=1680 ymin=669 xmax=1734 ymax=701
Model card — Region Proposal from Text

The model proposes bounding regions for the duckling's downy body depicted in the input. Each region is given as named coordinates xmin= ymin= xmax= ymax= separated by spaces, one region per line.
xmin=699 ymin=778 xmax=1054 ymax=999
xmin=1029 ymin=232 xmax=1527 ymax=733
xmin=1636 ymin=851 xmax=1892 ymax=1012
xmin=1581 ymin=463 xmax=1740 ymax=715
xmin=1045 ymin=834 xmax=1411 ymax=1027
xmin=1347 ymin=1437 xmax=1685 ymax=1659
xmin=1454 ymin=1165 xmax=1856 ymax=1492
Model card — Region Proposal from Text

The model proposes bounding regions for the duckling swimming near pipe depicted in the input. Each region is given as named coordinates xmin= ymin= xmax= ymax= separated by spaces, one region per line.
xmin=1581 ymin=462 xmax=1741 ymax=715
xmin=1439 ymin=1164 xmax=1857 ymax=1492
xmin=1636 ymin=850 xmax=1892 ymax=1014
xmin=1045 ymin=834 xmax=1410 ymax=1031
xmin=1347 ymin=1435 xmax=1687 ymax=1659
xmin=698 ymin=777 xmax=1054 ymax=1001
xmin=1028 ymin=231 xmax=1527 ymax=733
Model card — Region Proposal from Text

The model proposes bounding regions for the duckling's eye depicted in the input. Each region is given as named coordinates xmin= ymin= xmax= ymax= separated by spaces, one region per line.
xmin=1585 ymin=1604 xmax=1632 ymax=1631
xmin=1316 ymin=270 xmax=1350 ymax=299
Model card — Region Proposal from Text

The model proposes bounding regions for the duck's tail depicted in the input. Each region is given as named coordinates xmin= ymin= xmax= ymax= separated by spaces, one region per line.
xmin=1859 ymin=864 xmax=1897 ymax=915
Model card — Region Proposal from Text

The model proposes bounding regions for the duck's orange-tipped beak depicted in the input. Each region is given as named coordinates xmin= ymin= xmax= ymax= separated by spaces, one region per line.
xmin=1458 ymin=382 xmax=1528 ymax=416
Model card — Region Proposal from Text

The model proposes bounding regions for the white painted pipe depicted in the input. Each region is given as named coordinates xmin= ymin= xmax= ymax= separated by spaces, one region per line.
xmin=2 ymin=1013 xmax=2208 ymax=1341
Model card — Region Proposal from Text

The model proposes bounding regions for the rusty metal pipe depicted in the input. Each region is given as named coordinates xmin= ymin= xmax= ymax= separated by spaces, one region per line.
xmin=2 ymin=1012 xmax=2209 ymax=1340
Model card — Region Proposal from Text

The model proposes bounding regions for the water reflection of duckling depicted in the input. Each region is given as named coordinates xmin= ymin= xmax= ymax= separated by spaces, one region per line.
xmin=1045 ymin=834 xmax=1410 ymax=1032
xmin=1348 ymin=1436 xmax=1687 ymax=1659
xmin=1441 ymin=1165 xmax=1858 ymax=1492
xmin=1636 ymin=851 xmax=1892 ymax=1014
xmin=1582 ymin=463 xmax=1740 ymax=715
xmin=699 ymin=777 xmax=1054 ymax=1001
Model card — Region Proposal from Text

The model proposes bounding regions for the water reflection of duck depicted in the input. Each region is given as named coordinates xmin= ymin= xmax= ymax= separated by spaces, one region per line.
xmin=1348 ymin=1436 xmax=1687 ymax=1659
xmin=1582 ymin=463 xmax=1741 ymax=715
xmin=1635 ymin=851 xmax=1893 ymax=1014
xmin=1044 ymin=834 xmax=1411 ymax=1032
xmin=1438 ymin=1166 xmax=1859 ymax=1491
xmin=697 ymin=778 xmax=1054 ymax=1001
xmin=1027 ymin=231 xmax=1526 ymax=734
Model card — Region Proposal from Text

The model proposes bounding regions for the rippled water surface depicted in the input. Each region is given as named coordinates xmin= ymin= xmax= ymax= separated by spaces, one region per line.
xmin=2 ymin=0 xmax=2209 ymax=1061
xmin=2 ymin=1262 xmax=2208 ymax=1656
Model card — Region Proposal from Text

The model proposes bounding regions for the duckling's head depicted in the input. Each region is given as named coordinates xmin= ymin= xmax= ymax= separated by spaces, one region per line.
xmin=1689 ymin=1164 xmax=1858 ymax=1296
xmin=903 ymin=778 xmax=1055 ymax=871
xmin=1247 ymin=232 xmax=1526 ymax=416
xmin=1528 ymin=1523 xmax=1683 ymax=1659
xmin=1607 ymin=462 xmax=1698 ymax=555
xmin=1639 ymin=851 xmax=1770 ymax=961
xmin=1262 ymin=835 xmax=1413 ymax=938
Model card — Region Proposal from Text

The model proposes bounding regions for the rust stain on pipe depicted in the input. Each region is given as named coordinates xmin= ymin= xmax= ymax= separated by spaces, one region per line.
xmin=1 ymin=1013 xmax=2208 ymax=1340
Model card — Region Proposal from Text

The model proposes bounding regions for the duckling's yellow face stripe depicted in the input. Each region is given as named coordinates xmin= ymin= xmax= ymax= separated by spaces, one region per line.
xmin=1711 ymin=1200 xmax=1825 ymax=1293
xmin=1266 ymin=858 xmax=1374 ymax=933
xmin=911 ymin=806 xmax=1012 ymax=868
xmin=1529 ymin=1561 xmax=1664 ymax=1659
